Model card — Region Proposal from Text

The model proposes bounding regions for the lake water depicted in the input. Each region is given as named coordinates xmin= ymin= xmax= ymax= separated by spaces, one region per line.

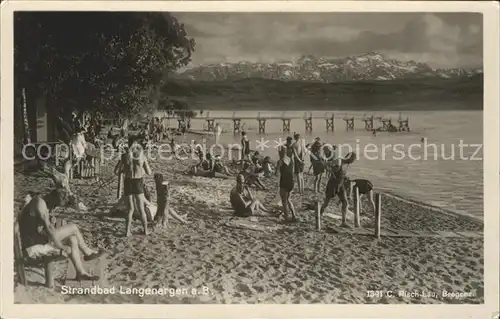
xmin=158 ymin=110 xmax=483 ymax=220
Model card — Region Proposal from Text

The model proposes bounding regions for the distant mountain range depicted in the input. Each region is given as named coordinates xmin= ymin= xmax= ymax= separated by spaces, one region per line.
xmin=177 ymin=52 xmax=483 ymax=82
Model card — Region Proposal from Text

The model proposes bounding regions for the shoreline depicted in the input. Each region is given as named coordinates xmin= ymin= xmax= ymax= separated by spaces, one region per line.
xmin=375 ymin=187 xmax=483 ymax=225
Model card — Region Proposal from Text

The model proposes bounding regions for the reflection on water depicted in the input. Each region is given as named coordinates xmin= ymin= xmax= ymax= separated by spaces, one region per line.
xmin=159 ymin=110 xmax=483 ymax=220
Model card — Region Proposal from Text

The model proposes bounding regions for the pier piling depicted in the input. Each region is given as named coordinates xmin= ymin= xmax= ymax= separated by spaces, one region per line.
xmin=258 ymin=119 xmax=267 ymax=134
xmin=233 ymin=119 xmax=241 ymax=135
xmin=363 ymin=115 xmax=374 ymax=131
xmin=206 ymin=119 xmax=215 ymax=132
xmin=343 ymin=115 xmax=355 ymax=131
xmin=325 ymin=113 xmax=335 ymax=133
xmin=282 ymin=119 xmax=291 ymax=133
xmin=304 ymin=113 xmax=313 ymax=133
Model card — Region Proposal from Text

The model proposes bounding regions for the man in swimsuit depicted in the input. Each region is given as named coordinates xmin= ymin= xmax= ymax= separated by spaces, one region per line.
xmin=19 ymin=190 xmax=103 ymax=282
xmin=344 ymin=177 xmax=376 ymax=214
xmin=320 ymin=152 xmax=357 ymax=227
xmin=230 ymin=174 xmax=272 ymax=217
xmin=292 ymin=133 xmax=305 ymax=195
xmin=276 ymin=149 xmax=297 ymax=221
xmin=114 ymin=137 xmax=153 ymax=236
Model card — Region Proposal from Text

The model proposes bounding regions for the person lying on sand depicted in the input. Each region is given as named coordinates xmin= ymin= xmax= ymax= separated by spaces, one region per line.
xmin=320 ymin=152 xmax=357 ymax=227
xmin=187 ymin=153 xmax=231 ymax=179
xmin=344 ymin=177 xmax=376 ymax=214
xmin=114 ymin=137 xmax=153 ymax=236
xmin=230 ymin=174 xmax=274 ymax=217
xmin=276 ymin=149 xmax=298 ymax=221
xmin=19 ymin=191 xmax=104 ymax=282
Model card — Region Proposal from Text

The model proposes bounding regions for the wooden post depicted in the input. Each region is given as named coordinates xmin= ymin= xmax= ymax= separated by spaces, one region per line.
xmin=374 ymin=193 xmax=382 ymax=239
xmin=116 ymin=173 xmax=123 ymax=199
xmin=44 ymin=260 xmax=55 ymax=288
xmin=154 ymin=173 xmax=169 ymax=228
xmin=354 ymin=186 xmax=361 ymax=228
xmin=14 ymin=224 xmax=27 ymax=286
xmin=315 ymin=201 xmax=321 ymax=231
xmin=68 ymin=151 xmax=73 ymax=180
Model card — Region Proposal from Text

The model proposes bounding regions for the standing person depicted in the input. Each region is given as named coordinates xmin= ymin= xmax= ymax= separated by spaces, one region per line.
xmin=320 ymin=152 xmax=357 ymax=227
xmin=292 ymin=133 xmax=305 ymax=195
xmin=241 ymin=131 xmax=251 ymax=169
xmin=276 ymin=147 xmax=297 ymax=221
xmin=114 ymin=137 xmax=153 ymax=236
xmin=309 ymin=137 xmax=325 ymax=192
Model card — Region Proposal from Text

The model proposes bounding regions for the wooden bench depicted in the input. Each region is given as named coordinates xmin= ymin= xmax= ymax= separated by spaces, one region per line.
xmin=14 ymin=222 xmax=67 ymax=288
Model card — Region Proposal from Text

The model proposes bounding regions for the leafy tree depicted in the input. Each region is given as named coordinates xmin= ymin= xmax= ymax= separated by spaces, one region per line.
xmin=14 ymin=12 xmax=195 ymax=119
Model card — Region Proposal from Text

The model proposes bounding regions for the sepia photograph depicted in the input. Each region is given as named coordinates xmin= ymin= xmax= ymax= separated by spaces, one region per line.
xmin=1 ymin=1 xmax=499 ymax=318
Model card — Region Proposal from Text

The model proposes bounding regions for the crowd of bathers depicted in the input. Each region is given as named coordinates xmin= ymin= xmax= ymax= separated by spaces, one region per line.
xmin=229 ymin=132 xmax=376 ymax=226
xmin=16 ymin=121 xmax=377 ymax=285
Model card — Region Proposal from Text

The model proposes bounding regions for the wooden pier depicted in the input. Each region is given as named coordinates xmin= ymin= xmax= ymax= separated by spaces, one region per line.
xmin=164 ymin=110 xmax=410 ymax=134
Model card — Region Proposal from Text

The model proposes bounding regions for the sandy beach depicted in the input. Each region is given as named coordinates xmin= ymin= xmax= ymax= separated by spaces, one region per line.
xmin=13 ymin=136 xmax=484 ymax=304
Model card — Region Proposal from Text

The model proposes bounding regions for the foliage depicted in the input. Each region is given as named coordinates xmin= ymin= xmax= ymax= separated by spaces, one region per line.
xmin=14 ymin=12 xmax=195 ymax=117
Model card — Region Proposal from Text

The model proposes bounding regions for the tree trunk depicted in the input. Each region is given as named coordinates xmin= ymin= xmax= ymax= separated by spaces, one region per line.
xmin=21 ymin=88 xmax=31 ymax=144
xmin=153 ymin=173 xmax=169 ymax=228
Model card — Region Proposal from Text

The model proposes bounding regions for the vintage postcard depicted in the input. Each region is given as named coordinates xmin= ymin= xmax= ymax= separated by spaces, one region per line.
xmin=1 ymin=1 xmax=499 ymax=318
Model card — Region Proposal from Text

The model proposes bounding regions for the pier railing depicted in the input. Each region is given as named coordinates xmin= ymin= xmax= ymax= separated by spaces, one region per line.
xmin=163 ymin=110 xmax=410 ymax=135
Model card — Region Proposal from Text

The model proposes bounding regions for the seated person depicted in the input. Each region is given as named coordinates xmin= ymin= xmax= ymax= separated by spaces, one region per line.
xmin=187 ymin=153 xmax=230 ymax=179
xmin=213 ymin=155 xmax=231 ymax=175
xmin=261 ymin=156 xmax=274 ymax=177
xmin=19 ymin=189 xmax=103 ymax=281
xmin=230 ymin=174 xmax=273 ymax=217
xmin=251 ymin=151 xmax=262 ymax=166
xmin=241 ymin=161 xmax=267 ymax=190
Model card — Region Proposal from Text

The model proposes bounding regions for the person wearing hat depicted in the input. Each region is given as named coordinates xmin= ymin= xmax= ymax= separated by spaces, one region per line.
xmin=320 ymin=151 xmax=357 ymax=227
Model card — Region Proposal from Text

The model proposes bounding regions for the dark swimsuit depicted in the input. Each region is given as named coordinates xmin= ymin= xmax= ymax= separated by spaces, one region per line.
xmin=351 ymin=179 xmax=373 ymax=195
xmin=122 ymin=154 xmax=145 ymax=196
xmin=310 ymin=142 xmax=325 ymax=175
xmin=19 ymin=200 xmax=49 ymax=249
xmin=242 ymin=138 xmax=250 ymax=156
xmin=230 ymin=188 xmax=252 ymax=217
xmin=279 ymin=161 xmax=294 ymax=192
xmin=326 ymin=164 xmax=348 ymax=199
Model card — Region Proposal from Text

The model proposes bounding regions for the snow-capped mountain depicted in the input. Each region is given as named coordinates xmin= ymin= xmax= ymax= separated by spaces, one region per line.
xmin=177 ymin=52 xmax=482 ymax=82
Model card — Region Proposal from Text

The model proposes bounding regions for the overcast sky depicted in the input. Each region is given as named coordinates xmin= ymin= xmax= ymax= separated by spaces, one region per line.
xmin=173 ymin=12 xmax=482 ymax=68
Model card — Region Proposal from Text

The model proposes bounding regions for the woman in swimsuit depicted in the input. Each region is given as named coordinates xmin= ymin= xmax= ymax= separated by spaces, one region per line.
xmin=241 ymin=131 xmax=251 ymax=168
xmin=277 ymin=149 xmax=297 ymax=221
xmin=114 ymin=137 xmax=153 ymax=236
xmin=230 ymin=174 xmax=271 ymax=217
